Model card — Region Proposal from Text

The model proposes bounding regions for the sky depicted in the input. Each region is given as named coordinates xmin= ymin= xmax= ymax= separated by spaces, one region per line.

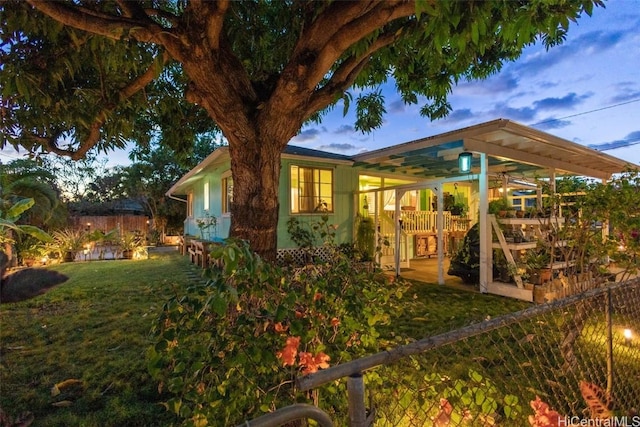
xmin=291 ymin=0 xmax=640 ymax=165
xmin=1 ymin=0 xmax=639 ymax=168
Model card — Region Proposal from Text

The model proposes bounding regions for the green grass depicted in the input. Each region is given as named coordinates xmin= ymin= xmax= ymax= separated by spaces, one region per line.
xmin=0 ymin=251 xmax=529 ymax=426
xmin=0 ymin=250 xmax=201 ymax=426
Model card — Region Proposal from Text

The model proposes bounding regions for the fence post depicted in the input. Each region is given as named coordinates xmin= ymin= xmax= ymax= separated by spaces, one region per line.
xmin=347 ymin=373 xmax=367 ymax=427
xmin=606 ymin=288 xmax=614 ymax=395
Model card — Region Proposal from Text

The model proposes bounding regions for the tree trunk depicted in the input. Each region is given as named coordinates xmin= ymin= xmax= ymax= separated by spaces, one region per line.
xmin=228 ymin=138 xmax=283 ymax=262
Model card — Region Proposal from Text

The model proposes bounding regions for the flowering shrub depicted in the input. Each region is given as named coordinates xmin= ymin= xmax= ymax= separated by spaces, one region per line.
xmin=147 ymin=239 xmax=407 ymax=426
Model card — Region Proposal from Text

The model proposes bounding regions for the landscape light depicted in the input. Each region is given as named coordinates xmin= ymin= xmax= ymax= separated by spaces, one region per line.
xmin=458 ymin=152 xmax=472 ymax=173
xmin=624 ymin=328 xmax=633 ymax=345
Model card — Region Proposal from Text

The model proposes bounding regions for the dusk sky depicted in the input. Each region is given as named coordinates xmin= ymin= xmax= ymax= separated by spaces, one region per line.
xmin=2 ymin=0 xmax=639 ymax=168
xmin=292 ymin=0 xmax=640 ymax=165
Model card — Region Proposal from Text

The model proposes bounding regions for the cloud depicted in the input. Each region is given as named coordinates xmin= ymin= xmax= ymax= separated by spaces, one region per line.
xmin=442 ymin=108 xmax=475 ymax=124
xmin=488 ymin=103 xmax=537 ymax=122
xmin=388 ymin=99 xmax=406 ymax=114
xmin=315 ymin=143 xmax=361 ymax=153
xmin=292 ymin=127 xmax=326 ymax=142
xmin=455 ymin=71 xmax=520 ymax=96
xmin=333 ymin=124 xmax=355 ymax=135
xmin=532 ymin=117 xmax=573 ymax=131
xmin=608 ymin=82 xmax=640 ymax=103
xmin=510 ymin=29 xmax=626 ymax=77
xmin=532 ymin=92 xmax=592 ymax=111
xmin=588 ymin=130 xmax=640 ymax=151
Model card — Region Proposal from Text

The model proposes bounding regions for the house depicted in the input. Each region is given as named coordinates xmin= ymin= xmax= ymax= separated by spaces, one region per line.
xmin=167 ymin=118 xmax=636 ymax=301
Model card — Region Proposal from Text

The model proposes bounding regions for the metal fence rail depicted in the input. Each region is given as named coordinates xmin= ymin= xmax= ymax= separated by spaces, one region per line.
xmin=244 ymin=279 xmax=640 ymax=426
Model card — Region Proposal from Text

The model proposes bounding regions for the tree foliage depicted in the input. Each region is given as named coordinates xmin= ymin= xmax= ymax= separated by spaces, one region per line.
xmin=0 ymin=0 xmax=605 ymax=258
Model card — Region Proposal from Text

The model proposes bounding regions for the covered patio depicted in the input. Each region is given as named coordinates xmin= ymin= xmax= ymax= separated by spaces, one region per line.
xmin=353 ymin=118 xmax=636 ymax=301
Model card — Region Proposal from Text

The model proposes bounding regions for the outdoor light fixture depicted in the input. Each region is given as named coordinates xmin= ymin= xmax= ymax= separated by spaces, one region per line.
xmin=624 ymin=328 xmax=633 ymax=345
xmin=458 ymin=152 xmax=472 ymax=173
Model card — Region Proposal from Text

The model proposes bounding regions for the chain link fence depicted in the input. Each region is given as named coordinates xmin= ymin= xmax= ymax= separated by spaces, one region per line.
xmin=254 ymin=279 xmax=640 ymax=426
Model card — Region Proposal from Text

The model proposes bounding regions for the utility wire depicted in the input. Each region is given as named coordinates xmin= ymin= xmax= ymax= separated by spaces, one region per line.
xmin=532 ymin=98 xmax=640 ymax=126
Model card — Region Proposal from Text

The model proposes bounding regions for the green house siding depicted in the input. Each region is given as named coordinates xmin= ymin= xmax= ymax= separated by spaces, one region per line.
xmin=277 ymin=158 xmax=358 ymax=249
xmin=183 ymin=159 xmax=232 ymax=240
xmin=180 ymin=154 xmax=357 ymax=250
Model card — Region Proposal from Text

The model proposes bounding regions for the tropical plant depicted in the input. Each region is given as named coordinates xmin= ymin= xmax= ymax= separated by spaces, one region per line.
xmin=118 ymin=232 xmax=147 ymax=259
xmin=355 ymin=215 xmax=376 ymax=261
xmin=48 ymin=228 xmax=87 ymax=262
xmin=1 ymin=198 xmax=52 ymax=267
xmin=2 ymin=0 xmax=603 ymax=259
xmin=488 ymin=198 xmax=511 ymax=215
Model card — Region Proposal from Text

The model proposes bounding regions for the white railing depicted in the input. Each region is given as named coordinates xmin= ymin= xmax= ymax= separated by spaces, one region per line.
xmin=386 ymin=210 xmax=458 ymax=235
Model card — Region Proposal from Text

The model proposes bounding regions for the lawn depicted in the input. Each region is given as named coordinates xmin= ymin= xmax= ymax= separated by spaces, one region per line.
xmin=0 ymin=249 xmax=529 ymax=426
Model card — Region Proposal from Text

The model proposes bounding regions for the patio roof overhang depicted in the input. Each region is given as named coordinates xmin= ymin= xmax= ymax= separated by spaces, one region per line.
xmin=353 ymin=119 xmax=636 ymax=181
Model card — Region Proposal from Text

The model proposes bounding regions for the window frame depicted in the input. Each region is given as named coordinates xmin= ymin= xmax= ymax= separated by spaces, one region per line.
xmin=290 ymin=165 xmax=334 ymax=214
xmin=221 ymin=171 xmax=233 ymax=215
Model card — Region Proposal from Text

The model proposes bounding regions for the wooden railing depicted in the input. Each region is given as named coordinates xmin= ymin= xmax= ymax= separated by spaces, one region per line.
xmin=386 ymin=210 xmax=464 ymax=235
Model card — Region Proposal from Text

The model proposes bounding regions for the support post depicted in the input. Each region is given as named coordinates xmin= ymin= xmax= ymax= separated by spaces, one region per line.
xmin=479 ymin=153 xmax=489 ymax=293
xmin=606 ymin=288 xmax=614 ymax=395
xmin=437 ymin=184 xmax=444 ymax=285
xmin=347 ymin=373 xmax=367 ymax=427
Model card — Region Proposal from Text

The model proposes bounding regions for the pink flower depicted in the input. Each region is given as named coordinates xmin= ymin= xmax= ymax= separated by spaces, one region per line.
xmin=299 ymin=351 xmax=331 ymax=375
xmin=528 ymin=396 xmax=561 ymax=427
xmin=276 ymin=336 xmax=300 ymax=367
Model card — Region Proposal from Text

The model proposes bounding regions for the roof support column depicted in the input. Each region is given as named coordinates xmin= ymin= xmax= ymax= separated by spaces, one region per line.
xmin=436 ymin=184 xmax=444 ymax=285
xmin=479 ymin=153 xmax=490 ymax=293
xmin=394 ymin=189 xmax=406 ymax=277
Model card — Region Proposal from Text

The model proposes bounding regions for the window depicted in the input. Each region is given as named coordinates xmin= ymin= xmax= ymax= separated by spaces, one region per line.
xmin=222 ymin=173 xmax=233 ymax=214
xmin=187 ymin=192 xmax=194 ymax=217
xmin=203 ymin=181 xmax=210 ymax=211
xmin=290 ymin=165 xmax=333 ymax=213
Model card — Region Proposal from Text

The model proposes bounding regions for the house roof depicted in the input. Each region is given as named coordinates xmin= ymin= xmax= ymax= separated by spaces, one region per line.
xmin=354 ymin=119 xmax=635 ymax=181
xmin=166 ymin=145 xmax=354 ymax=197
xmin=167 ymin=118 xmax=637 ymax=197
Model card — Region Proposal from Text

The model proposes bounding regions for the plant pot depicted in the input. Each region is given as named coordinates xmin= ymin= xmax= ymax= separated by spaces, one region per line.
xmin=539 ymin=268 xmax=552 ymax=284
xmin=516 ymin=210 xmax=525 ymax=218
xmin=122 ymin=250 xmax=133 ymax=259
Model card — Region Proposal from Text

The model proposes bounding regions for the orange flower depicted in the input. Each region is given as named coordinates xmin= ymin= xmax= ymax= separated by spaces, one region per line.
xmin=528 ymin=396 xmax=561 ymax=427
xmin=313 ymin=292 xmax=323 ymax=301
xmin=299 ymin=351 xmax=331 ymax=375
xmin=330 ymin=317 xmax=340 ymax=327
xmin=276 ymin=336 xmax=300 ymax=367
xmin=274 ymin=322 xmax=288 ymax=333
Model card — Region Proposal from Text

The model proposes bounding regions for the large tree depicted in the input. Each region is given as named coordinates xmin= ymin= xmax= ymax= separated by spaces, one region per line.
xmin=1 ymin=0 xmax=603 ymax=259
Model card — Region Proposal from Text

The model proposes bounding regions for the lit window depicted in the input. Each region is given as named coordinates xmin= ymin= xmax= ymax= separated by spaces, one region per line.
xmin=222 ymin=174 xmax=233 ymax=214
xmin=203 ymin=181 xmax=210 ymax=211
xmin=187 ymin=192 xmax=194 ymax=217
xmin=290 ymin=165 xmax=333 ymax=213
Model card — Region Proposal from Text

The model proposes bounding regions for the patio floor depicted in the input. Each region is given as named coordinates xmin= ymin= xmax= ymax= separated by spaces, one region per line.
xmin=392 ymin=256 xmax=479 ymax=293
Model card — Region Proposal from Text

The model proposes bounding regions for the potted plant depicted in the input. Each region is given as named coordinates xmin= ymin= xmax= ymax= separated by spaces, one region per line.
xmin=450 ymin=202 xmax=467 ymax=216
xmin=118 ymin=232 xmax=147 ymax=259
xmin=488 ymin=198 xmax=511 ymax=217
xmin=524 ymin=247 xmax=552 ymax=285
xmin=50 ymin=228 xmax=87 ymax=262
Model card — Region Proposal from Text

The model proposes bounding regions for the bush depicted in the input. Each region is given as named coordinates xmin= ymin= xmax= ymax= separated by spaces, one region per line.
xmin=147 ymin=239 xmax=407 ymax=426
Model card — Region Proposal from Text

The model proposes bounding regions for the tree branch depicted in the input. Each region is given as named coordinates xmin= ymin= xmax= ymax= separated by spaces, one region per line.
xmin=204 ymin=0 xmax=230 ymax=49
xmin=305 ymin=1 xmax=414 ymax=90
xmin=33 ymin=52 xmax=170 ymax=160
xmin=26 ymin=1 xmax=164 ymax=44
xmin=304 ymin=29 xmax=401 ymax=119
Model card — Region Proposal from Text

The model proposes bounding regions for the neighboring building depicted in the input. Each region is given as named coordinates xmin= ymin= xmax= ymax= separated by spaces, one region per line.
xmin=167 ymin=118 xmax=636 ymax=301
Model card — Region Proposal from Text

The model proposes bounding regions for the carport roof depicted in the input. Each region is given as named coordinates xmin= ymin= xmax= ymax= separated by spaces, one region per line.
xmin=354 ymin=119 xmax=636 ymax=181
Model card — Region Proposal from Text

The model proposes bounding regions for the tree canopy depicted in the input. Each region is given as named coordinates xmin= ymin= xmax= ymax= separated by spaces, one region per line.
xmin=0 ymin=0 xmax=604 ymax=258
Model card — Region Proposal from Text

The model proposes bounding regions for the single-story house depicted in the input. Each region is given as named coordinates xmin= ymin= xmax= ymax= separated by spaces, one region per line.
xmin=166 ymin=118 xmax=637 ymax=301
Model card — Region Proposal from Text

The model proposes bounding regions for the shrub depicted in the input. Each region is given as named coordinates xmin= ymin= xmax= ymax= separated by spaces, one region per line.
xmin=147 ymin=239 xmax=407 ymax=425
